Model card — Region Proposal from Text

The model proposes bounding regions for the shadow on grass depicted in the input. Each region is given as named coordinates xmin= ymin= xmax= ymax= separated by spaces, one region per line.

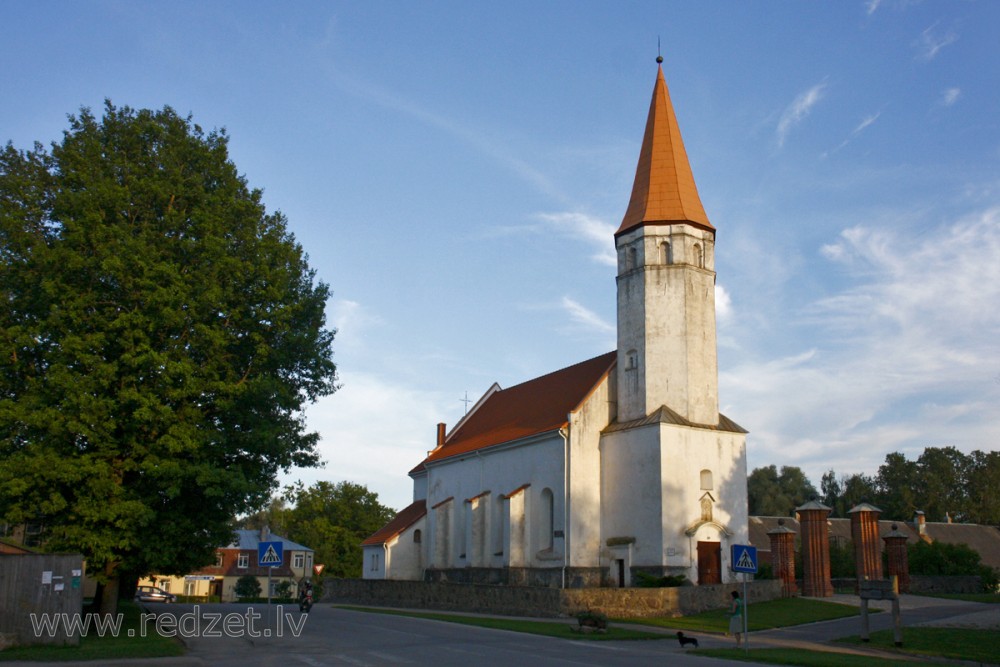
xmin=620 ymin=597 xmax=865 ymax=633
xmin=837 ymin=626 xmax=1000 ymax=664
xmin=697 ymin=647 xmax=919 ymax=666
xmin=336 ymin=606 xmax=666 ymax=641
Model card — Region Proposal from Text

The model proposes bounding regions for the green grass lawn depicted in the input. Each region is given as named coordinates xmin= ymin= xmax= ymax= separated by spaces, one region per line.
xmin=0 ymin=600 xmax=183 ymax=662
xmin=337 ymin=606 xmax=666 ymax=641
xmin=620 ymin=597 xmax=864 ymax=633
xmin=838 ymin=626 xmax=1000 ymax=664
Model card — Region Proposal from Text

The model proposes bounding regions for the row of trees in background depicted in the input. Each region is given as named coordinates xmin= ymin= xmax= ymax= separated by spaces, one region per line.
xmin=241 ymin=480 xmax=395 ymax=579
xmin=748 ymin=446 xmax=1000 ymax=526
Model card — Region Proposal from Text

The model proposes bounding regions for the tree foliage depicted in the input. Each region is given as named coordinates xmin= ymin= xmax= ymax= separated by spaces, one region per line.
xmin=752 ymin=446 xmax=999 ymax=525
xmin=0 ymin=102 xmax=337 ymax=611
xmin=747 ymin=465 xmax=818 ymax=516
xmin=241 ymin=481 xmax=396 ymax=579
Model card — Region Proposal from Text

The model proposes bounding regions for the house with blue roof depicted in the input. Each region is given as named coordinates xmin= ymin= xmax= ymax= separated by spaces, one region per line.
xmin=139 ymin=527 xmax=315 ymax=602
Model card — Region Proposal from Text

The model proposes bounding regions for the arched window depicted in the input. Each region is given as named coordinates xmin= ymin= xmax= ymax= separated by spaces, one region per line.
xmin=626 ymin=349 xmax=638 ymax=371
xmin=693 ymin=243 xmax=704 ymax=268
xmin=661 ymin=241 xmax=673 ymax=265
xmin=627 ymin=247 xmax=637 ymax=270
xmin=700 ymin=469 xmax=713 ymax=490
xmin=413 ymin=529 xmax=422 ymax=544
xmin=540 ymin=488 xmax=554 ymax=551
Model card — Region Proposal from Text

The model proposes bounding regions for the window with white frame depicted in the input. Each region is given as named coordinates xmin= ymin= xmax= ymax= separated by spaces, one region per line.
xmin=237 ymin=553 xmax=249 ymax=568
xmin=293 ymin=553 xmax=304 ymax=568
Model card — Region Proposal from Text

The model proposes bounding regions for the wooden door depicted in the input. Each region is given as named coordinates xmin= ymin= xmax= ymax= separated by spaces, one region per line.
xmin=697 ymin=541 xmax=721 ymax=584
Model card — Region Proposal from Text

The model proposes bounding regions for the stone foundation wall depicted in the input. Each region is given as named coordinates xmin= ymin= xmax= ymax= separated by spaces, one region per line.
xmin=324 ymin=579 xmax=783 ymax=619
xmin=425 ymin=567 xmax=604 ymax=589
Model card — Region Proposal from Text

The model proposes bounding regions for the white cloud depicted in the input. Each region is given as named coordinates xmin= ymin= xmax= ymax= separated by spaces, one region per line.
xmin=727 ymin=206 xmax=1000 ymax=483
xmin=865 ymin=0 xmax=882 ymax=16
xmin=560 ymin=296 xmax=615 ymax=336
xmin=915 ymin=23 xmax=958 ymax=62
xmin=535 ymin=211 xmax=618 ymax=266
xmin=327 ymin=298 xmax=382 ymax=352
xmin=776 ymin=82 xmax=829 ymax=148
xmin=716 ymin=284 xmax=733 ymax=321
xmin=941 ymin=87 xmax=961 ymax=106
xmin=292 ymin=371 xmax=453 ymax=511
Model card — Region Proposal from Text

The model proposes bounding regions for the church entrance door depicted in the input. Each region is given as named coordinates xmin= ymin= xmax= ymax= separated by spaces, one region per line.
xmin=697 ymin=541 xmax=721 ymax=584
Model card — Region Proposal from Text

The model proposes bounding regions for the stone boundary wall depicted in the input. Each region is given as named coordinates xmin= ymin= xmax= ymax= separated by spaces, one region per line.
xmin=908 ymin=575 xmax=982 ymax=595
xmin=323 ymin=579 xmax=783 ymax=619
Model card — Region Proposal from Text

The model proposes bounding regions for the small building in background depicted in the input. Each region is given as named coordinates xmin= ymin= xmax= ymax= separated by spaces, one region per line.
xmin=140 ymin=528 xmax=314 ymax=602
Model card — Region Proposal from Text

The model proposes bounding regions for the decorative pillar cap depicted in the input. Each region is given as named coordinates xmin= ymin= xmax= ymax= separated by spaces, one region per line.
xmin=848 ymin=502 xmax=883 ymax=514
xmin=795 ymin=499 xmax=832 ymax=512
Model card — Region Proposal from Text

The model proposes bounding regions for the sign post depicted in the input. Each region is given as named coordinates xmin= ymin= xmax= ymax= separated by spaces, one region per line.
xmin=731 ymin=544 xmax=758 ymax=653
xmin=258 ymin=540 xmax=284 ymax=604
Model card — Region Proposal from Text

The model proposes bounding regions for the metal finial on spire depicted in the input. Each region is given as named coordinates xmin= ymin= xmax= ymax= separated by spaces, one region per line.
xmin=657 ymin=36 xmax=663 ymax=64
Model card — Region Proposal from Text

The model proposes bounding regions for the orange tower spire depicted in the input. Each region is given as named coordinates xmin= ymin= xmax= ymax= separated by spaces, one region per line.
xmin=616 ymin=61 xmax=714 ymax=236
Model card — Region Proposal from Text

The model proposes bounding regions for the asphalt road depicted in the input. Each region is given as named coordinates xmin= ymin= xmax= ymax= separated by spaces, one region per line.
xmin=158 ymin=603 xmax=741 ymax=667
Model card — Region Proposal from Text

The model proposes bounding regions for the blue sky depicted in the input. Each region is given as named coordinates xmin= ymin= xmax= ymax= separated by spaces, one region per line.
xmin=3 ymin=1 xmax=998 ymax=511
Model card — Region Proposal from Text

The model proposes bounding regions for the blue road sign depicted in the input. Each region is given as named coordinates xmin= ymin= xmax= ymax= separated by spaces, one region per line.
xmin=258 ymin=540 xmax=284 ymax=567
xmin=731 ymin=544 xmax=758 ymax=574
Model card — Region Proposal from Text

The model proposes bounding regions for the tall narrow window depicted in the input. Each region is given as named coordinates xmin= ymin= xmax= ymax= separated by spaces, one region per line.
xmin=627 ymin=247 xmax=637 ymax=270
xmin=661 ymin=241 xmax=673 ymax=265
xmin=413 ymin=529 xmax=422 ymax=544
xmin=700 ymin=469 xmax=713 ymax=490
xmin=693 ymin=243 xmax=704 ymax=268
xmin=540 ymin=488 xmax=554 ymax=550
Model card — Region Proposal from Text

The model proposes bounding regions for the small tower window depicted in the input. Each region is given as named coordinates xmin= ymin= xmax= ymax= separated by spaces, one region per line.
xmin=626 ymin=349 xmax=638 ymax=370
xmin=627 ymin=247 xmax=638 ymax=270
xmin=661 ymin=241 xmax=673 ymax=265
xmin=700 ymin=469 xmax=713 ymax=490
xmin=693 ymin=243 xmax=704 ymax=268
xmin=413 ymin=529 xmax=422 ymax=544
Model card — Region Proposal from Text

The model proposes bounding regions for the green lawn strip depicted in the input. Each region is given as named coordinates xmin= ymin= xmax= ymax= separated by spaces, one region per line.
xmin=336 ymin=605 xmax=665 ymax=641
xmin=619 ymin=597 xmax=864 ymax=633
xmin=0 ymin=600 xmax=183 ymax=662
xmin=696 ymin=647 xmax=917 ymax=666
xmin=837 ymin=627 xmax=1000 ymax=664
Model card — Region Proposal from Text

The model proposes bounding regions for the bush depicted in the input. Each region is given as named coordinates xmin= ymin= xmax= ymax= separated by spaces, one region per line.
xmin=575 ymin=610 xmax=608 ymax=630
xmin=908 ymin=540 xmax=998 ymax=593
xmin=235 ymin=574 xmax=262 ymax=600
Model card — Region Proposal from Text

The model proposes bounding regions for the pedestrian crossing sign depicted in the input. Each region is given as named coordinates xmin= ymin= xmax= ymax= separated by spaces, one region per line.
xmin=258 ymin=540 xmax=283 ymax=567
xmin=731 ymin=544 xmax=758 ymax=573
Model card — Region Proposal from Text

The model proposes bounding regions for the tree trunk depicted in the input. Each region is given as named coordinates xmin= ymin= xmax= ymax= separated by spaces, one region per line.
xmin=98 ymin=564 xmax=120 ymax=616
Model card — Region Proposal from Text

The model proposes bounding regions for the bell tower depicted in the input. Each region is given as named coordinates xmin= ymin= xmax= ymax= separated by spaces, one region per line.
xmin=615 ymin=61 xmax=719 ymax=426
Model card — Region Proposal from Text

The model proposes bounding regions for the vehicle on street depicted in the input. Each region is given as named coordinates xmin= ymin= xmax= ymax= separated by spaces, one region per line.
xmin=134 ymin=585 xmax=177 ymax=603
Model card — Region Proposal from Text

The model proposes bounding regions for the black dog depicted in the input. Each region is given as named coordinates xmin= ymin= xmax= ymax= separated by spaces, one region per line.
xmin=676 ymin=631 xmax=699 ymax=648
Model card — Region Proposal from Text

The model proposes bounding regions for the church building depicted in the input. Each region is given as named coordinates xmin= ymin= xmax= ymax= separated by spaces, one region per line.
xmin=362 ymin=61 xmax=749 ymax=588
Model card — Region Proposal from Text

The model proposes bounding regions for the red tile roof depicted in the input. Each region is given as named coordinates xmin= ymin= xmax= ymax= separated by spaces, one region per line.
xmin=617 ymin=64 xmax=713 ymax=237
xmin=418 ymin=352 xmax=617 ymax=467
xmin=361 ymin=500 xmax=427 ymax=547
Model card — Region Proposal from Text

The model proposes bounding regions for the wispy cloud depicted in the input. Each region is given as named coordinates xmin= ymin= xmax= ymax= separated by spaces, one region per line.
xmin=915 ymin=22 xmax=958 ymax=62
xmin=827 ymin=110 xmax=883 ymax=155
xmin=327 ymin=70 xmax=566 ymax=203
xmin=535 ymin=211 xmax=617 ymax=265
xmin=560 ymin=296 xmax=615 ymax=336
xmin=865 ymin=0 xmax=882 ymax=16
xmin=730 ymin=206 xmax=1000 ymax=481
xmin=776 ymin=81 xmax=829 ymax=148
xmin=941 ymin=87 xmax=961 ymax=106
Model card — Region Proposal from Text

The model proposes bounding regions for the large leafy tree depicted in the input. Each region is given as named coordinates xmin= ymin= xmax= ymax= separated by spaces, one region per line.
xmin=0 ymin=103 xmax=337 ymax=612
xmin=747 ymin=465 xmax=818 ymax=516
xmin=279 ymin=481 xmax=395 ymax=578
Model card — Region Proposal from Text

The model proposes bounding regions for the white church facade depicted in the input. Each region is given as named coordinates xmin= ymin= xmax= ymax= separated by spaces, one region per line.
xmin=362 ymin=61 xmax=749 ymax=588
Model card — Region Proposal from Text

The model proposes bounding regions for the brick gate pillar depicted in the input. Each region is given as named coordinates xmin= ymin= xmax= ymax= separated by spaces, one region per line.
xmin=796 ymin=499 xmax=833 ymax=597
xmin=883 ymin=523 xmax=910 ymax=593
xmin=849 ymin=502 xmax=883 ymax=588
xmin=767 ymin=519 xmax=798 ymax=597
